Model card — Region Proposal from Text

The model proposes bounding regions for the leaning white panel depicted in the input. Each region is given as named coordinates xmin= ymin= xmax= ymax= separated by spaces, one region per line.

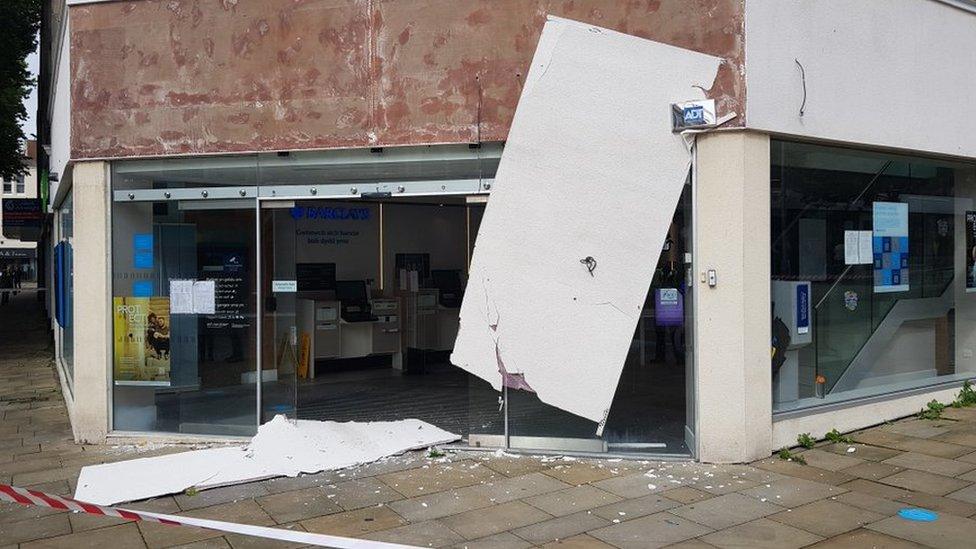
xmin=451 ymin=16 xmax=720 ymax=431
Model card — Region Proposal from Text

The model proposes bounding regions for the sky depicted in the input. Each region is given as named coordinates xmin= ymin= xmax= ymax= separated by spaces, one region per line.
xmin=22 ymin=43 xmax=39 ymax=140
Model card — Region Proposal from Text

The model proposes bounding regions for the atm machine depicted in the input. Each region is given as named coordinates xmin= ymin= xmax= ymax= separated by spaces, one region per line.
xmin=771 ymin=280 xmax=812 ymax=404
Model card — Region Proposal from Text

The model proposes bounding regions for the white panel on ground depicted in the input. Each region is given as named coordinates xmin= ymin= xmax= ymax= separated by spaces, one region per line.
xmin=74 ymin=416 xmax=459 ymax=505
xmin=451 ymin=16 xmax=720 ymax=431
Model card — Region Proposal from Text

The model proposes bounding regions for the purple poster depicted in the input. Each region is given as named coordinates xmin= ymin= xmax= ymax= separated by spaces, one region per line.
xmin=655 ymin=288 xmax=684 ymax=327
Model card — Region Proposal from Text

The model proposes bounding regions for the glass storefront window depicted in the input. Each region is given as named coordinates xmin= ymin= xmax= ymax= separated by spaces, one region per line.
xmin=111 ymin=168 xmax=259 ymax=435
xmin=771 ymin=140 xmax=976 ymax=412
xmin=57 ymin=191 xmax=74 ymax=388
xmin=110 ymin=145 xmax=695 ymax=456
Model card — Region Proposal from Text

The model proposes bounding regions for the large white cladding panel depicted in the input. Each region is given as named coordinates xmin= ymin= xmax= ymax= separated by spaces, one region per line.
xmin=451 ymin=16 xmax=719 ymax=431
xmin=746 ymin=0 xmax=976 ymax=158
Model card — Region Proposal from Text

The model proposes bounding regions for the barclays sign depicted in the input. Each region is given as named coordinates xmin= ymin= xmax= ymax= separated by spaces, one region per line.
xmin=290 ymin=206 xmax=371 ymax=221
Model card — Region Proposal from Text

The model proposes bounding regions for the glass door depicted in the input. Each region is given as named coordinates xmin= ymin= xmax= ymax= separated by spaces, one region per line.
xmin=258 ymin=194 xmax=503 ymax=444
xmin=505 ymin=180 xmax=695 ymax=455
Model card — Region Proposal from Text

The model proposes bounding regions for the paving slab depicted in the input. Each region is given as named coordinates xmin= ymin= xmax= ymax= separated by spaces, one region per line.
xmin=699 ymin=518 xmax=823 ymax=549
xmin=139 ymin=500 xmax=275 ymax=548
xmin=766 ymin=498 xmax=886 ymax=537
xmin=450 ymin=532 xmax=531 ymax=549
xmin=475 ymin=472 xmax=572 ymax=504
xmin=365 ymin=520 xmax=466 ymax=547
xmin=537 ymin=534 xmax=616 ymax=548
xmin=669 ymin=492 xmax=782 ymax=530
xmin=176 ymin=482 xmax=273 ymax=512
xmin=839 ymin=461 xmax=904 ymax=481
xmin=663 ymin=541 xmax=720 ymax=549
xmin=323 ymin=476 xmax=404 ymax=511
xmin=589 ymin=493 xmax=680 ymax=522
xmin=440 ymin=501 xmax=551 ymax=540
xmin=481 ymin=457 xmax=554 ymax=478
xmin=541 ymin=463 xmax=618 ymax=486
xmin=946 ymin=482 xmax=976 ymax=505
xmin=869 ymin=434 xmax=971 ymax=459
xmin=881 ymin=419 xmax=954 ymax=439
xmin=881 ymin=451 xmax=976 ymax=477
xmin=591 ymin=472 xmax=669 ymax=498
xmin=589 ymin=511 xmax=713 ymax=549
xmin=66 ymin=510 xmax=129 ymax=533
xmin=806 ymin=528 xmax=924 ymax=548
xmin=388 ymin=487 xmax=495 ymax=522
xmin=659 ymin=486 xmax=713 ymax=504
xmin=931 ymin=429 xmax=976 ymax=448
xmin=739 ymin=477 xmax=846 ymax=508
xmin=941 ymin=407 xmax=976 ymax=421
xmin=523 ymin=485 xmax=622 ymax=517
xmin=172 ymin=539 xmax=232 ymax=549
xmin=0 ymin=514 xmax=71 ymax=545
xmin=831 ymin=491 xmax=906 ymax=516
xmin=868 ymin=512 xmax=976 ymax=549
xmin=896 ymin=490 xmax=976 ymax=517
xmin=224 ymin=522 xmax=307 ymax=549
xmin=19 ymin=522 xmax=147 ymax=549
xmin=794 ymin=449 xmax=863 ymax=472
xmin=510 ymin=510 xmax=610 ymax=545
xmin=839 ymin=479 xmax=914 ymax=501
xmin=300 ymin=505 xmax=407 ymax=538
xmin=752 ymin=459 xmax=855 ymax=486
xmin=878 ymin=469 xmax=970 ymax=496
xmin=255 ymin=486 xmax=343 ymax=523
xmin=380 ymin=460 xmax=499 ymax=497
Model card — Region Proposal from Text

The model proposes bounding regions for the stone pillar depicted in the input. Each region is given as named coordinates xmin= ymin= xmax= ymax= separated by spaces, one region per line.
xmin=70 ymin=161 xmax=111 ymax=444
xmin=694 ymin=131 xmax=772 ymax=463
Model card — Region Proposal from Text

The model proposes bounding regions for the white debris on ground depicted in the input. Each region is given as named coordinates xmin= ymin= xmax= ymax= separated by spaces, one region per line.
xmin=74 ymin=416 xmax=460 ymax=505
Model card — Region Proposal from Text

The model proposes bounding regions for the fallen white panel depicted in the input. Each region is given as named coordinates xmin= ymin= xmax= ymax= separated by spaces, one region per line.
xmin=74 ymin=416 xmax=459 ymax=505
xmin=451 ymin=16 xmax=720 ymax=432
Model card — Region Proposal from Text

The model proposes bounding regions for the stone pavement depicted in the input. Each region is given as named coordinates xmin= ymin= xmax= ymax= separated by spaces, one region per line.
xmin=4 ymin=290 xmax=976 ymax=547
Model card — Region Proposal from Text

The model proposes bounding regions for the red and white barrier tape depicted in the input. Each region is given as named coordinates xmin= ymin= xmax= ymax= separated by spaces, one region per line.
xmin=0 ymin=484 xmax=421 ymax=548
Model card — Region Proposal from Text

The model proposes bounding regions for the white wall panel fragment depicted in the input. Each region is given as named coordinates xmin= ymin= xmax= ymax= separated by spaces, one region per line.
xmin=746 ymin=0 xmax=976 ymax=158
xmin=451 ymin=16 xmax=719 ymax=431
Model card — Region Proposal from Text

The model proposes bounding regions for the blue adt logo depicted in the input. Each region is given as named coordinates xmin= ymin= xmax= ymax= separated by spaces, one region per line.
xmin=290 ymin=206 xmax=371 ymax=221
xmin=683 ymin=105 xmax=705 ymax=125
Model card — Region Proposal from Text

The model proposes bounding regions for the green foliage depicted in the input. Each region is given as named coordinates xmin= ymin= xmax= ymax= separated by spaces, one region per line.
xmin=952 ymin=380 xmax=976 ymax=408
xmin=918 ymin=399 xmax=946 ymax=420
xmin=426 ymin=447 xmax=446 ymax=458
xmin=796 ymin=433 xmax=815 ymax=449
xmin=0 ymin=0 xmax=41 ymax=179
xmin=184 ymin=486 xmax=198 ymax=497
xmin=777 ymin=448 xmax=806 ymax=465
xmin=824 ymin=429 xmax=854 ymax=444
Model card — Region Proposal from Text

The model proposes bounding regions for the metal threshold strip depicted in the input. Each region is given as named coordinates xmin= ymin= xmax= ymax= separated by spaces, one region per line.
xmin=450 ymin=443 xmax=693 ymax=462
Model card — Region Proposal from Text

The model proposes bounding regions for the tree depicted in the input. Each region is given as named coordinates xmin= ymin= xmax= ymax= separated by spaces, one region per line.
xmin=0 ymin=0 xmax=40 ymax=180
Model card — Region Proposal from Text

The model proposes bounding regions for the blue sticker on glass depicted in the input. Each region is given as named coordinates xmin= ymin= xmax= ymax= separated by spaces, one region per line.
xmin=132 ymin=280 xmax=153 ymax=297
xmin=795 ymin=284 xmax=809 ymax=332
xmin=134 ymin=233 xmax=154 ymax=269
xmin=898 ymin=508 xmax=938 ymax=522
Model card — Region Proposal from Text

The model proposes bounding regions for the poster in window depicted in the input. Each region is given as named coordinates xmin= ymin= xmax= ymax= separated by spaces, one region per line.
xmin=967 ymin=211 xmax=976 ymax=293
xmin=873 ymin=202 xmax=909 ymax=293
xmin=112 ymin=296 xmax=171 ymax=385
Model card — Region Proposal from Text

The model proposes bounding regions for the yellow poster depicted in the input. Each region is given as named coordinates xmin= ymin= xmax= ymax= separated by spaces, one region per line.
xmin=113 ymin=296 xmax=172 ymax=385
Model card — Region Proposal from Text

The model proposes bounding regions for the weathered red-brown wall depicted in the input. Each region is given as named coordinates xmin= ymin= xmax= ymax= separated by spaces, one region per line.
xmin=71 ymin=0 xmax=744 ymax=159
